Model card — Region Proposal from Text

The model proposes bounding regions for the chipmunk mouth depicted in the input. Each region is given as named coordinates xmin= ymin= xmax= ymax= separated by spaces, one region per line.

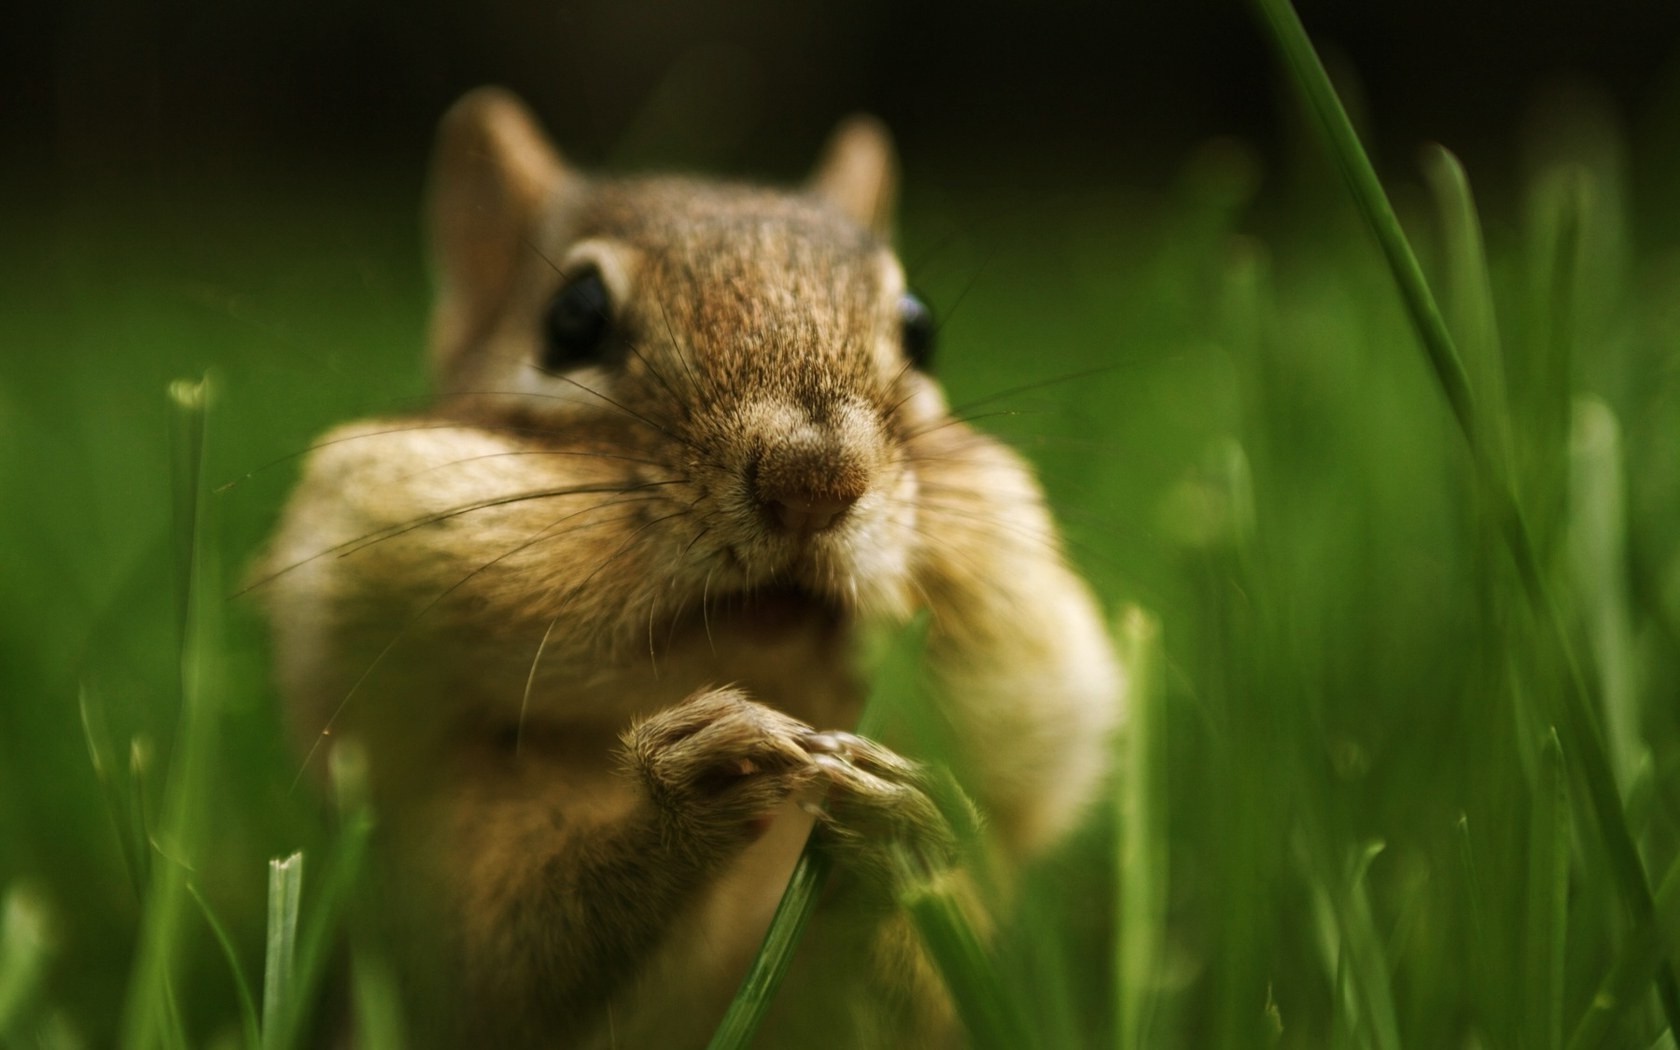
xmin=669 ymin=581 xmax=850 ymax=645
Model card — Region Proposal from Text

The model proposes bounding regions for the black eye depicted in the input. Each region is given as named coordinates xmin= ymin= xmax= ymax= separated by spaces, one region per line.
xmin=899 ymin=291 xmax=936 ymax=370
xmin=542 ymin=268 xmax=613 ymax=370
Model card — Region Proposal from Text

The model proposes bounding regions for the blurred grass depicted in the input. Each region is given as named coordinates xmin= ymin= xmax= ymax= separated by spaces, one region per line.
xmin=4 ymin=38 xmax=1680 ymax=1049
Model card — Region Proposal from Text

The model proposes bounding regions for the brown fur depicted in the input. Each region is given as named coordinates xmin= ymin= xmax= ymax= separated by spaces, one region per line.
xmin=258 ymin=86 xmax=1123 ymax=1047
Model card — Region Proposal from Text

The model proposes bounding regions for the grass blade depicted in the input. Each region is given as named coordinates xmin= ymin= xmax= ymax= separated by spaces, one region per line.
xmin=1526 ymin=729 xmax=1571 ymax=1050
xmin=1519 ymin=171 xmax=1585 ymax=548
xmin=330 ymin=743 xmax=407 ymax=1049
xmin=1421 ymin=143 xmax=1513 ymax=476
xmin=1346 ymin=842 xmax=1402 ymax=1050
xmin=1454 ymin=814 xmax=1491 ymax=1033
xmin=707 ymin=621 xmax=928 ymax=1050
xmin=903 ymin=874 xmax=1033 ymax=1050
xmin=1569 ymin=855 xmax=1680 ymax=1050
xmin=1248 ymin=0 xmax=1680 ymax=1032
xmin=0 ymin=885 xmax=53 ymax=1038
xmin=1115 ymin=606 xmax=1165 ymax=1050
xmin=704 ymin=853 xmax=828 ymax=1050
xmin=262 ymin=852 xmax=304 ymax=1048
xmin=348 ymin=942 xmax=408 ymax=1050
xmin=1249 ymin=0 xmax=1477 ymax=444
xmin=185 ymin=881 xmax=260 ymax=1050
xmin=267 ymin=744 xmax=378 ymax=1050
xmin=119 ymin=376 xmax=222 ymax=1050
xmin=1303 ymin=838 xmax=1400 ymax=1050
xmin=1569 ymin=398 xmax=1642 ymax=791
xmin=77 ymin=684 xmax=149 ymax=899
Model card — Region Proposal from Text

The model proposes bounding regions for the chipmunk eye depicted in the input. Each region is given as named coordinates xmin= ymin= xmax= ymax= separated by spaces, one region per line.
xmin=541 ymin=268 xmax=613 ymax=370
xmin=899 ymin=291 xmax=936 ymax=370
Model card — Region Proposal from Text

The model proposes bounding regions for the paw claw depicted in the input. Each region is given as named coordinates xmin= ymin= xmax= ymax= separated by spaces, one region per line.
xmin=802 ymin=731 xmax=849 ymax=755
xmin=798 ymin=732 xmax=966 ymax=893
xmin=625 ymin=688 xmax=820 ymax=844
xmin=811 ymin=752 xmax=851 ymax=774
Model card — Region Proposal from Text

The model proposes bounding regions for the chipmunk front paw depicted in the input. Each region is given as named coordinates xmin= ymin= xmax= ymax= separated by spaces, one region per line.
xmin=802 ymin=731 xmax=967 ymax=894
xmin=625 ymin=688 xmax=821 ymax=851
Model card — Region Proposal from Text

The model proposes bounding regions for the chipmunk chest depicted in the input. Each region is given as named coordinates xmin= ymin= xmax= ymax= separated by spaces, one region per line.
xmin=602 ymin=625 xmax=869 ymax=734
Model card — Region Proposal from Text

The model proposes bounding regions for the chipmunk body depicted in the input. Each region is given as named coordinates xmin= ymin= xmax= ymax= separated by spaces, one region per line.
xmin=259 ymin=87 xmax=1122 ymax=1047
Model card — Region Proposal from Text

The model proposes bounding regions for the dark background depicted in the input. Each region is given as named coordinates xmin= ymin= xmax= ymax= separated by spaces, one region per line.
xmin=10 ymin=0 xmax=1680 ymax=214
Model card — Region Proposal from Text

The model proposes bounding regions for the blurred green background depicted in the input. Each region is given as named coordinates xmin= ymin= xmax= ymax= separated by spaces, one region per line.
xmin=5 ymin=0 xmax=1680 ymax=1046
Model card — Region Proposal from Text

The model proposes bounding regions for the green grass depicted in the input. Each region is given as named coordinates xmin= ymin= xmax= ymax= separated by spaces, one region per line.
xmin=4 ymin=7 xmax=1680 ymax=1045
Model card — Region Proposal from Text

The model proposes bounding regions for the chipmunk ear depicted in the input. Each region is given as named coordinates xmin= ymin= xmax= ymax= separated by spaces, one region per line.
xmin=808 ymin=115 xmax=898 ymax=239
xmin=426 ymin=87 xmax=568 ymax=381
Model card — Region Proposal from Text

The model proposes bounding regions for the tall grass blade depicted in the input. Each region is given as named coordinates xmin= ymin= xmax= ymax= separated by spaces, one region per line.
xmin=0 ymin=885 xmax=53 ymax=1038
xmin=1421 ymin=144 xmax=1513 ymax=476
xmin=1115 ymin=606 xmax=1165 ymax=1050
xmin=1249 ymin=0 xmax=1476 ymax=443
xmin=1454 ymin=814 xmax=1491 ymax=1032
xmin=313 ymin=742 xmax=406 ymax=1049
xmin=1568 ymin=399 xmax=1642 ymax=792
xmin=119 ymin=376 xmax=222 ymax=1050
xmin=1248 ymin=0 xmax=1680 ymax=1031
xmin=349 ymin=944 xmax=407 ymax=1050
xmin=267 ymin=744 xmax=378 ymax=1050
xmin=1345 ymin=842 xmax=1402 ymax=1050
xmin=1525 ymin=729 xmax=1571 ymax=1050
xmin=1522 ymin=172 xmax=1585 ymax=548
xmin=129 ymin=740 xmax=158 ymax=899
xmin=262 ymin=852 xmax=304 ymax=1049
xmin=1569 ymin=856 xmax=1680 ymax=1050
xmin=185 ymin=880 xmax=260 ymax=1049
xmin=1303 ymin=838 xmax=1400 ymax=1050
xmin=77 ymin=684 xmax=149 ymax=899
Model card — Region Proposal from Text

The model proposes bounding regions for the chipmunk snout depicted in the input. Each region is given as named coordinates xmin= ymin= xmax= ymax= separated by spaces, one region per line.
xmin=759 ymin=486 xmax=860 ymax=534
xmin=753 ymin=441 xmax=868 ymax=535
xmin=744 ymin=399 xmax=881 ymax=537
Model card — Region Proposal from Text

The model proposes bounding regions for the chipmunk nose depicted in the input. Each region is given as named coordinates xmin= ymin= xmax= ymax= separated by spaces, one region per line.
xmin=761 ymin=490 xmax=859 ymax=534
xmin=753 ymin=442 xmax=869 ymax=536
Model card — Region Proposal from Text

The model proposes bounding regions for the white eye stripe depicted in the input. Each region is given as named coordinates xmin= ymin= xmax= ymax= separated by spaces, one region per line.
xmin=876 ymin=251 xmax=906 ymax=299
xmin=518 ymin=363 xmax=619 ymax=409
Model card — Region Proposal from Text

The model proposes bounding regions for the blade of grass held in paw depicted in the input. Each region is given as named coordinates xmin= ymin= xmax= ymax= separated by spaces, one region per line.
xmin=705 ymin=854 xmax=828 ymax=1050
xmin=1249 ymin=0 xmax=1680 ymax=1032
xmin=903 ymin=870 xmax=1033 ymax=1050
xmin=706 ymin=619 xmax=930 ymax=1050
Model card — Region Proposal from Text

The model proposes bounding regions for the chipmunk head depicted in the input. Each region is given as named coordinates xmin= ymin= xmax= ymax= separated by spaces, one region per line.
xmin=421 ymin=88 xmax=949 ymax=639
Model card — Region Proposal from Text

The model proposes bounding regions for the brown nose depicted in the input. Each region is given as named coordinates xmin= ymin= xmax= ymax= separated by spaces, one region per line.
xmin=761 ymin=491 xmax=859 ymax=534
xmin=754 ymin=443 xmax=868 ymax=536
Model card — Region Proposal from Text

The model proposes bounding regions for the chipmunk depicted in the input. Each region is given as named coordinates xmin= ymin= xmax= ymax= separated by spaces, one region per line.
xmin=258 ymin=86 xmax=1123 ymax=1048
